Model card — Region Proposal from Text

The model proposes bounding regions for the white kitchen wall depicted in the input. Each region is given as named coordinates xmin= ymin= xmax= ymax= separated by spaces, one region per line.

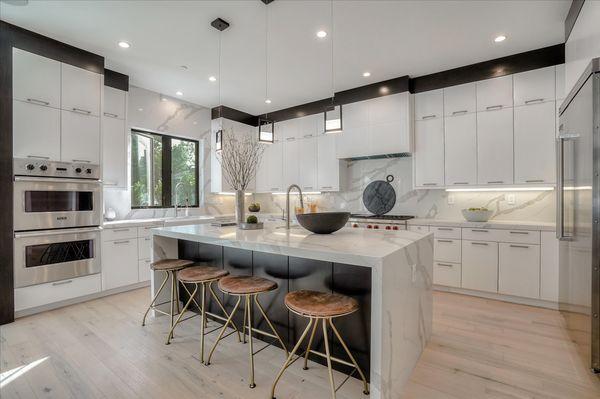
xmin=565 ymin=0 xmax=600 ymax=94
xmin=103 ymin=86 xmax=237 ymax=219
xmin=254 ymin=156 xmax=555 ymax=222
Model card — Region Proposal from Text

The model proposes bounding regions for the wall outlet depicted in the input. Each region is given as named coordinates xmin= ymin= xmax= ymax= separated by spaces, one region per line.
xmin=447 ymin=194 xmax=455 ymax=205
xmin=507 ymin=194 xmax=516 ymax=205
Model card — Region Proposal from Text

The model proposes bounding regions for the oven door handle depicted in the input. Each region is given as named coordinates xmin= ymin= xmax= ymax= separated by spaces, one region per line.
xmin=14 ymin=227 xmax=102 ymax=238
xmin=14 ymin=176 xmax=101 ymax=185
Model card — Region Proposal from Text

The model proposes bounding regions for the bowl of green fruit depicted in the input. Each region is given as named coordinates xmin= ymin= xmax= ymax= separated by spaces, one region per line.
xmin=462 ymin=207 xmax=493 ymax=222
xmin=239 ymin=215 xmax=264 ymax=230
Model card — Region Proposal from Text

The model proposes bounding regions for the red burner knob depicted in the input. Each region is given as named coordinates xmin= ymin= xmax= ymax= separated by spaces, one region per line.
xmin=373 ymin=225 xmax=379 ymax=229
xmin=385 ymin=226 xmax=391 ymax=230
xmin=392 ymin=226 xmax=399 ymax=230
xmin=367 ymin=225 xmax=372 ymax=229
xmin=352 ymin=223 xmax=359 ymax=228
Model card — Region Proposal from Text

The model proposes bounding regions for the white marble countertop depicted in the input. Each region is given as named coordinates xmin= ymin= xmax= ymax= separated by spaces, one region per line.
xmin=407 ymin=218 xmax=556 ymax=231
xmin=152 ymin=223 xmax=431 ymax=268
xmin=103 ymin=215 xmax=215 ymax=228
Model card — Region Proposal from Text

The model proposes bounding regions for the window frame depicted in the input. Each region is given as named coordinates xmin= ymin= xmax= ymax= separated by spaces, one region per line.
xmin=131 ymin=129 xmax=200 ymax=209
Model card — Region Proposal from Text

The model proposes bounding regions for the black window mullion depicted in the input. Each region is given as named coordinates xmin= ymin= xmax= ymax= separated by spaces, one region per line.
xmin=162 ymin=136 xmax=172 ymax=207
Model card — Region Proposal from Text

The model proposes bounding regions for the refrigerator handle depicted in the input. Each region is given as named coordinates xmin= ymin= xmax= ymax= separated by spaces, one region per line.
xmin=556 ymin=136 xmax=565 ymax=240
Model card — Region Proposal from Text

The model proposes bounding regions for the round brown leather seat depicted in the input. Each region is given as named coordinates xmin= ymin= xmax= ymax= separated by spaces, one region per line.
xmin=285 ymin=290 xmax=359 ymax=318
xmin=151 ymin=259 xmax=194 ymax=271
xmin=218 ymin=275 xmax=277 ymax=295
xmin=178 ymin=266 xmax=228 ymax=283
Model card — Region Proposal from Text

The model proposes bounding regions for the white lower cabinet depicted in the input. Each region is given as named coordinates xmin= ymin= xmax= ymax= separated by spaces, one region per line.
xmin=408 ymin=225 xmax=429 ymax=233
xmin=498 ymin=243 xmax=540 ymax=299
xmin=138 ymin=236 xmax=152 ymax=259
xmin=461 ymin=240 xmax=498 ymax=293
xmin=14 ymin=274 xmax=101 ymax=312
xmin=433 ymin=262 xmax=461 ymax=288
xmin=434 ymin=238 xmax=461 ymax=263
xmin=102 ymin=238 xmax=138 ymax=290
xmin=138 ymin=259 xmax=152 ymax=283
xmin=540 ymin=232 xmax=559 ymax=302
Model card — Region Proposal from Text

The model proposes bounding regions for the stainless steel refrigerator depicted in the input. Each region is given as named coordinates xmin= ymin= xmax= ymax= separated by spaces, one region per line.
xmin=557 ymin=57 xmax=600 ymax=375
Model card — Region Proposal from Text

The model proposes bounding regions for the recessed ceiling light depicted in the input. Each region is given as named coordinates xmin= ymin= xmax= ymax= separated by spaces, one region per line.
xmin=209 ymin=76 xmax=217 ymax=82
xmin=161 ymin=97 xmax=167 ymax=102
xmin=175 ymin=91 xmax=183 ymax=96
xmin=138 ymin=108 xmax=143 ymax=111
xmin=362 ymin=72 xmax=371 ymax=77
xmin=316 ymin=30 xmax=327 ymax=39
xmin=193 ymin=121 xmax=198 ymax=125
xmin=265 ymin=99 xmax=272 ymax=104
xmin=118 ymin=41 xmax=130 ymax=49
xmin=494 ymin=35 xmax=506 ymax=43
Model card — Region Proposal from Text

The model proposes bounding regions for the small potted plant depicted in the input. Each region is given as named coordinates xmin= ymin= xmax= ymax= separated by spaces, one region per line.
xmin=240 ymin=214 xmax=264 ymax=230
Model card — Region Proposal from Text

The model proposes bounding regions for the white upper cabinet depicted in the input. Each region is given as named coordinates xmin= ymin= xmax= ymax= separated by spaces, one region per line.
xmin=61 ymin=63 xmax=102 ymax=116
xmin=13 ymin=100 xmax=61 ymax=161
xmin=514 ymin=101 xmax=556 ymax=184
xmin=317 ymin=133 xmax=342 ymax=191
xmin=103 ymin=86 xmax=126 ymax=119
xmin=513 ymin=66 xmax=555 ymax=106
xmin=444 ymin=113 xmax=477 ymax=186
xmin=13 ymin=48 xmax=61 ymax=109
xmin=415 ymin=89 xmax=443 ymax=120
xmin=443 ymin=82 xmax=476 ymax=116
xmin=299 ymin=136 xmax=318 ymax=191
xmin=102 ymin=115 xmax=127 ymax=188
xmin=283 ymin=137 xmax=300 ymax=188
xmin=61 ymin=110 xmax=101 ymax=164
xmin=477 ymin=107 xmax=513 ymax=185
xmin=476 ymin=75 xmax=513 ymax=111
xmin=415 ymin=118 xmax=444 ymax=187
xmin=368 ymin=92 xmax=412 ymax=155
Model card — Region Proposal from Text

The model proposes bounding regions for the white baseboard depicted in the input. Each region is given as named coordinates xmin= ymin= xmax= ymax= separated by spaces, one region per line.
xmin=434 ymin=285 xmax=559 ymax=310
xmin=15 ymin=281 xmax=150 ymax=319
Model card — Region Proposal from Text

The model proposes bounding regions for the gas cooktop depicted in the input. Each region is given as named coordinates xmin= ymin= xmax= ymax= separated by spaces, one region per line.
xmin=349 ymin=214 xmax=414 ymax=221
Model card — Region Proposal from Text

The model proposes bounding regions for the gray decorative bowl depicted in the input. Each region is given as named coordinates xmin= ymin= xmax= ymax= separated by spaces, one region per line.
xmin=461 ymin=209 xmax=493 ymax=222
xmin=296 ymin=212 xmax=350 ymax=234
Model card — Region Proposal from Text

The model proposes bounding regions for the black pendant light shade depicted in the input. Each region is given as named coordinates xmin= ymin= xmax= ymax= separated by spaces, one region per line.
xmin=258 ymin=118 xmax=274 ymax=143
xmin=324 ymin=104 xmax=343 ymax=134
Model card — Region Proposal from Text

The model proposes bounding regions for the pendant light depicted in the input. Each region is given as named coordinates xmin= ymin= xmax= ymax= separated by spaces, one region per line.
xmin=258 ymin=1 xmax=274 ymax=143
xmin=324 ymin=0 xmax=342 ymax=134
xmin=212 ymin=18 xmax=229 ymax=152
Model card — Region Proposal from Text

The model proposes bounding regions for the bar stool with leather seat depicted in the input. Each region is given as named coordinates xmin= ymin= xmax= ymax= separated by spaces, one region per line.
xmin=166 ymin=265 xmax=242 ymax=362
xmin=270 ymin=289 xmax=369 ymax=399
xmin=141 ymin=259 xmax=193 ymax=341
xmin=206 ymin=275 xmax=288 ymax=389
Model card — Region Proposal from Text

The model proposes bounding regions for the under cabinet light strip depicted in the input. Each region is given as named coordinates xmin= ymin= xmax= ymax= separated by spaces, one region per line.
xmin=445 ymin=187 xmax=554 ymax=192
xmin=272 ymin=192 xmax=322 ymax=195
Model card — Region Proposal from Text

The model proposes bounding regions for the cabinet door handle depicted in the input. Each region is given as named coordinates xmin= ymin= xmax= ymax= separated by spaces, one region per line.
xmin=113 ymin=240 xmax=130 ymax=244
xmin=510 ymin=244 xmax=530 ymax=248
xmin=437 ymin=263 xmax=454 ymax=267
xmin=471 ymin=229 xmax=488 ymax=232
xmin=486 ymin=105 xmax=503 ymax=111
xmin=72 ymin=159 xmax=91 ymax=163
xmin=52 ymin=280 xmax=73 ymax=286
xmin=487 ymin=181 xmax=504 ymax=184
xmin=112 ymin=228 xmax=130 ymax=232
xmin=437 ymin=227 xmax=454 ymax=231
xmin=286 ymin=137 xmax=296 ymax=141
xmin=452 ymin=110 xmax=468 ymax=115
xmin=103 ymin=112 xmax=119 ymax=118
xmin=525 ymin=98 xmax=544 ymax=105
xmin=320 ymin=186 xmax=333 ymax=189
xmin=422 ymin=114 xmax=437 ymax=120
xmin=471 ymin=242 xmax=489 ymax=246
xmin=27 ymin=98 xmax=50 ymax=106
xmin=144 ymin=238 xmax=151 ymax=241
xmin=72 ymin=107 xmax=92 ymax=115
xmin=437 ymin=239 xmax=454 ymax=243
xmin=525 ymin=179 xmax=544 ymax=183
xmin=303 ymin=186 xmax=313 ymax=190
xmin=509 ymin=231 xmax=529 ymax=235
xmin=303 ymin=134 xmax=313 ymax=138
xmin=453 ymin=182 xmax=469 ymax=185
xmin=422 ymin=183 xmax=438 ymax=186
xmin=27 ymin=155 xmax=50 ymax=159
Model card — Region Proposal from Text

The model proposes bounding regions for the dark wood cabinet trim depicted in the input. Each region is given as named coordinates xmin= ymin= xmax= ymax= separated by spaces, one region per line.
xmin=104 ymin=69 xmax=129 ymax=91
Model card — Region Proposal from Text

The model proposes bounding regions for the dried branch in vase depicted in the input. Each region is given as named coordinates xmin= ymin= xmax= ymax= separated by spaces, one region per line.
xmin=216 ymin=128 xmax=266 ymax=191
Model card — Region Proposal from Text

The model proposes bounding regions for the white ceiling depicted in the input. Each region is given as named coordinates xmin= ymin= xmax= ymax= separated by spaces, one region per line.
xmin=1 ymin=0 xmax=570 ymax=115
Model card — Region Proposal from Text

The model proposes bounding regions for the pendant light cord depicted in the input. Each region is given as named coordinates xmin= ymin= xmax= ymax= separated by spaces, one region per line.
xmin=218 ymin=31 xmax=222 ymax=113
xmin=265 ymin=4 xmax=269 ymax=118
xmin=331 ymin=0 xmax=334 ymax=105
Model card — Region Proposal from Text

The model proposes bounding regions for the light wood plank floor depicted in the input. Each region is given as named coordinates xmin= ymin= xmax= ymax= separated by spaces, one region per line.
xmin=1 ymin=289 xmax=599 ymax=399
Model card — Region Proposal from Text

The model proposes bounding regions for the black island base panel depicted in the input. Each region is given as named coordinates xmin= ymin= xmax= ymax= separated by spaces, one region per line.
xmin=177 ymin=239 xmax=372 ymax=379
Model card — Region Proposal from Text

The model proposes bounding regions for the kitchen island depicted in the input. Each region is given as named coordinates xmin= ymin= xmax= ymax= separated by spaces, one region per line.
xmin=151 ymin=223 xmax=433 ymax=399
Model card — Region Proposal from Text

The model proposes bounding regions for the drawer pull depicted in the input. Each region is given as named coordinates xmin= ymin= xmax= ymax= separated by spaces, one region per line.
xmin=471 ymin=229 xmax=488 ymax=233
xmin=422 ymin=114 xmax=437 ymax=120
xmin=112 ymin=228 xmax=130 ymax=232
xmin=72 ymin=159 xmax=91 ymax=163
xmin=286 ymin=137 xmax=296 ymax=141
xmin=471 ymin=242 xmax=489 ymax=246
xmin=320 ymin=186 xmax=333 ymax=189
xmin=145 ymin=238 xmax=151 ymax=241
xmin=525 ymin=179 xmax=544 ymax=183
xmin=437 ymin=227 xmax=454 ymax=231
xmin=509 ymin=231 xmax=529 ymax=235
xmin=437 ymin=239 xmax=454 ymax=243
xmin=303 ymin=187 xmax=313 ymax=190
xmin=303 ymin=134 xmax=313 ymax=138
xmin=453 ymin=182 xmax=469 ymax=185
xmin=113 ymin=240 xmax=130 ymax=244
xmin=525 ymin=98 xmax=544 ymax=105
xmin=486 ymin=105 xmax=503 ymax=111
xmin=103 ymin=112 xmax=119 ymax=118
xmin=27 ymin=155 xmax=50 ymax=159
xmin=52 ymin=280 xmax=73 ymax=286
xmin=437 ymin=263 xmax=454 ymax=267
xmin=72 ymin=107 xmax=92 ymax=115
xmin=487 ymin=180 xmax=504 ymax=184
xmin=27 ymin=98 xmax=50 ymax=106
xmin=452 ymin=110 xmax=468 ymax=115
xmin=422 ymin=183 xmax=438 ymax=186
xmin=510 ymin=244 xmax=530 ymax=248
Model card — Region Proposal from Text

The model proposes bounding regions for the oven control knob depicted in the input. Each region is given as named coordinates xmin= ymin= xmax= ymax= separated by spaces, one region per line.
xmin=75 ymin=167 xmax=82 ymax=173
xmin=366 ymin=225 xmax=372 ymax=229
xmin=39 ymin=164 xmax=48 ymax=171
xmin=373 ymin=225 xmax=379 ymax=229
xmin=392 ymin=226 xmax=399 ymax=231
xmin=26 ymin=164 xmax=35 ymax=170
xmin=385 ymin=226 xmax=391 ymax=230
xmin=352 ymin=223 xmax=358 ymax=228
xmin=86 ymin=168 xmax=92 ymax=174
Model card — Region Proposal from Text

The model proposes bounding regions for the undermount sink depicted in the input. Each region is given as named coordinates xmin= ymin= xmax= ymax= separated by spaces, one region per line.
xmin=296 ymin=212 xmax=350 ymax=234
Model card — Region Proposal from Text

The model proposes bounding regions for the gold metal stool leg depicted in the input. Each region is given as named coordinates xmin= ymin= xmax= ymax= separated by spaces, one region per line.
xmin=141 ymin=270 xmax=169 ymax=326
xmin=208 ymin=282 xmax=242 ymax=342
xmin=246 ymin=295 xmax=256 ymax=388
xmin=329 ymin=318 xmax=370 ymax=395
xmin=303 ymin=318 xmax=319 ymax=370
xmin=199 ymin=282 xmax=207 ymax=363
xmin=254 ymin=295 xmax=288 ymax=356
xmin=206 ymin=296 xmax=242 ymax=366
xmin=166 ymin=282 xmax=198 ymax=345
xmin=270 ymin=317 xmax=315 ymax=399
xmin=322 ymin=318 xmax=336 ymax=399
xmin=169 ymin=271 xmax=177 ymax=337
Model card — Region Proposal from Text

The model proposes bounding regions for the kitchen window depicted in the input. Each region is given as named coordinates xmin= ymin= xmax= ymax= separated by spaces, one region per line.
xmin=131 ymin=130 xmax=199 ymax=208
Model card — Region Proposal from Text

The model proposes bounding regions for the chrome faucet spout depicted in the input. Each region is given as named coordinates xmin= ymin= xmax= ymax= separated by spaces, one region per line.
xmin=174 ymin=181 xmax=183 ymax=217
xmin=286 ymin=184 xmax=304 ymax=229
